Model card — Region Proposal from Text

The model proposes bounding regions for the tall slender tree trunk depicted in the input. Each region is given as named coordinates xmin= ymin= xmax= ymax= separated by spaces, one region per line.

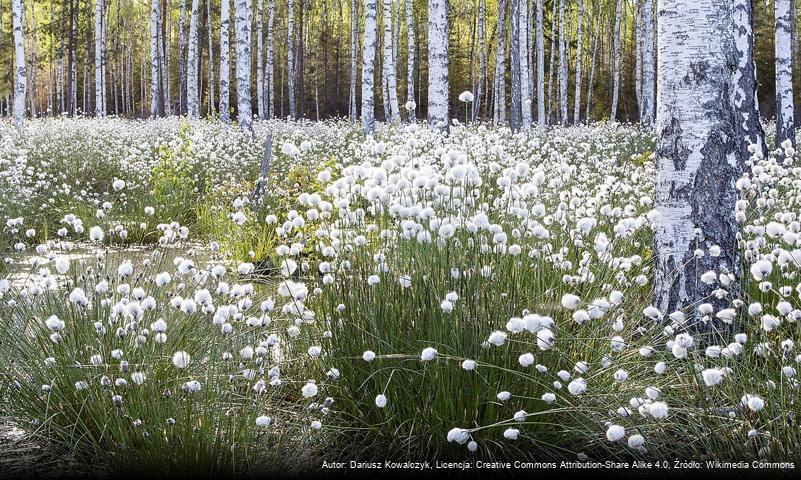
xmin=427 ymin=0 xmax=449 ymax=131
xmin=12 ymin=0 xmax=26 ymax=126
xmin=493 ymin=0 xmax=506 ymax=125
xmin=776 ymin=0 xmax=795 ymax=148
xmin=349 ymin=0 xmax=358 ymax=119
xmin=178 ymin=0 xmax=188 ymax=114
xmin=405 ymin=0 xmax=415 ymax=118
xmin=519 ymin=0 xmax=531 ymax=129
xmin=298 ymin=0 xmax=305 ymax=118
xmin=546 ymin=0 xmax=555 ymax=122
xmin=206 ymin=0 xmax=215 ymax=116
xmin=641 ymin=0 xmax=655 ymax=125
xmin=288 ymin=0 xmax=296 ymax=119
xmin=653 ymin=0 xmax=740 ymax=331
xmin=257 ymin=0 xmax=265 ymax=118
xmin=68 ymin=0 xmax=77 ymax=116
xmin=267 ymin=0 xmax=275 ymax=118
xmin=572 ymin=0 xmax=584 ymax=125
xmin=557 ymin=0 xmax=567 ymax=126
xmin=610 ymin=0 xmax=621 ymax=122
xmin=362 ymin=0 xmax=378 ymax=133
xmin=382 ymin=0 xmax=399 ymax=122
xmin=219 ymin=0 xmax=231 ymax=122
xmin=510 ymin=0 xmax=521 ymax=130
xmin=150 ymin=0 xmax=163 ymax=117
xmin=234 ymin=0 xmax=252 ymax=130
xmin=535 ymin=0 xmax=544 ymax=125
xmin=473 ymin=0 xmax=485 ymax=121
xmin=732 ymin=0 xmax=767 ymax=162
xmin=187 ymin=0 xmax=200 ymax=117
xmin=94 ymin=0 xmax=105 ymax=116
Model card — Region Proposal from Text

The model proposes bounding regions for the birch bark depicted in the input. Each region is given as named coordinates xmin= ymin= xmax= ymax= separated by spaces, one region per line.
xmin=776 ymin=0 xmax=795 ymax=148
xmin=427 ymin=0 xmax=449 ymax=131
xmin=362 ymin=0 xmax=378 ymax=134
xmin=654 ymin=0 xmax=740 ymax=331
xmin=234 ymin=0 xmax=253 ymax=130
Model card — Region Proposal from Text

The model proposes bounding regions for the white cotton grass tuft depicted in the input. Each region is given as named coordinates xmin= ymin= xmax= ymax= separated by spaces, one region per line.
xmin=171 ymin=351 xmax=191 ymax=369
xmin=606 ymin=425 xmax=625 ymax=442
xmin=420 ymin=347 xmax=438 ymax=361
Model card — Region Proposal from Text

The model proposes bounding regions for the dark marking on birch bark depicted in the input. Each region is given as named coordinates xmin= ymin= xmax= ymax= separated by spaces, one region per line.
xmin=658 ymin=117 xmax=690 ymax=171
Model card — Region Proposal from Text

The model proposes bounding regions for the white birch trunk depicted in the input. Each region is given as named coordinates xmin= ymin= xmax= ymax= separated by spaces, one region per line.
xmin=206 ymin=0 xmax=213 ymax=116
xmin=350 ymin=0 xmax=359 ymax=119
xmin=362 ymin=0 xmax=378 ymax=134
xmin=427 ymin=0 xmax=449 ymax=131
xmin=288 ymin=0 xmax=296 ymax=119
xmin=610 ymin=0 xmax=622 ymax=122
xmin=572 ymin=0 xmax=584 ymax=125
xmin=257 ymin=0 xmax=265 ymax=118
xmin=234 ymin=0 xmax=253 ymax=131
xmin=405 ymin=0 xmax=415 ymax=116
xmin=776 ymin=0 xmax=795 ymax=147
xmin=267 ymin=0 xmax=275 ymax=118
xmin=641 ymin=0 xmax=655 ymax=125
xmin=473 ymin=0 xmax=485 ymax=120
xmin=732 ymin=0 xmax=766 ymax=160
xmin=187 ymin=0 xmax=200 ymax=118
xmin=510 ymin=0 xmax=521 ymax=130
xmin=535 ymin=0 xmax=544 ymax=125
xmin=557 ymin=0 xmax=567 ymax=126
xmin=493 ymin=0 xmax=507 ymax=125
xmin=150 ymin=0 xmax=162 ymax=117
xmin=546 ymin=0 xmax=556 ymax=122
xmin=94 ymin=0 xmax=105 ymax=116
xmin=382 ymin=0 xmax=399 ymax=122
xmin=178 ymin=0 xmax=188 ymax=114
xmin=219 ymin=0 xmax=231 ymax=123
xmin=12 ymin=0 xmax=26 ymax=126
xmin=519 ymin=0 xmax=531 ymax=129
xmin=654 ymin=0 xmax=740 ymax=329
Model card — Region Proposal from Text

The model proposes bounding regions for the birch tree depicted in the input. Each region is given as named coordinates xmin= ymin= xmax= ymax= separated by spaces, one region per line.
xmin=653 ymin=0 xmax=740 ymax=329
xmin=150 ymin=0 xmax=163 ymax=117
xmin=234 ymin=0 xmax=253 ymax=131
xmin=405 ymin=0 xmax=415 ymax=117
xmin=519 ymin=0 xmax=531 ymax=129
xmin=288 ymin=0 xmax=296 ymax=119
xmin=206 ymin=0 xmax=214 ymax=116
xmin=187 ymin=0 xmax=200 ymax=118
xmin=535 ymin=0 xmax=544 ymax=125
xmin=382 ymin=0 xmax=399 ymax=122
xmin=427 ymin=0 xmax=449 ymax=131
xmin=493 ymin=0 xmax=507 ymax=125
xmin=257 ymin=0 xmax=264 ymax=118
xmin=572 ymin=0 xmax=584 ymax=125
xmin=641 ymin=0 xmax=655 ymax=125
xmin=732 ymin=0 xmax=766 ymax=161
xmin=776 ymin=0 xmax=795 ymax=148
xmin=472 ymin=0 xmax=485 ymax=120
xmin=94 ymin=0 xmax=105 ymax=116
xmin=362 ymin=0 xmax=378 ymax=134
xmin=267 ymin=0 xmax=275 ymax=118
xmin=610 ymin=0 xmax=622 ymax=122
xmin=349 ymin=0 xmax=358 ymax=120
xmin=557 ymin=0 xmax=567 ymax=125
xmin=178 ymin=0 xmax=188 ymax=113
xmin=12 ymin=0 xmax=26 ymax=126
xmin=219 ymin=0 xmax=231 ymax=123
xmin=510 ymin=0 xmax=521 ymax=131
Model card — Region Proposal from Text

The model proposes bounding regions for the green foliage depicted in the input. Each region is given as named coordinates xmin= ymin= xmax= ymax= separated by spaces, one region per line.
xmin=150 ymin=123 xmax=206 ymax=227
